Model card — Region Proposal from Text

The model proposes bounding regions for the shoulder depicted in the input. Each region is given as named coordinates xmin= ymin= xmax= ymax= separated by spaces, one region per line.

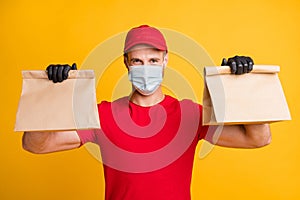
xmin=163 ymin=95 xmax=202 ymax=115
xmin=166 ymin=95 xmax=201 ymax=108
xmin=97 ymin=97 xmax=130 ymax=116
xmin=98 ymin=96 xmax=129 ymax=108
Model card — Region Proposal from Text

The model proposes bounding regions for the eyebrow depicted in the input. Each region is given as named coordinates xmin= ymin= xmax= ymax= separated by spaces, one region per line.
xmin=130 ymin=58 xmax=141 ymax=62
xmin=130 ymin=57 xmax=161 ymax=62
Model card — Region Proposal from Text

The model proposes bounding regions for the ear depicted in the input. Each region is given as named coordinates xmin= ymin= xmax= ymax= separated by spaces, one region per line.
xmin=123 ymin=54 xmax=129 ymax=70
xmin=163 ymin=53 xmax=168 ymax=68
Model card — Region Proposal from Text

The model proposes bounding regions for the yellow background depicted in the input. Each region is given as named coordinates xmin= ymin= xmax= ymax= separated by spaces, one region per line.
xmin=1 ymin=0 xmax=299 ymax=199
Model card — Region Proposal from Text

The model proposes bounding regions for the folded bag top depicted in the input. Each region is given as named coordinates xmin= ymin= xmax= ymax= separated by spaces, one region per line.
xmin=21 ymin=70 xmax=95 ymax=79
xmin=205 ymin=65 xmax=280 ymax=76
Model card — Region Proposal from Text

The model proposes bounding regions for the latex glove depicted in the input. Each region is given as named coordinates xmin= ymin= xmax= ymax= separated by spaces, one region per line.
xmin=46 ymin=63 xmax=77 ymax=83
xmin=221 ymin=56 xmax=254 ymax=75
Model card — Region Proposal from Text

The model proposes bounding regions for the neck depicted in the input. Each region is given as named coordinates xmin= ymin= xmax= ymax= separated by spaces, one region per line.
xmin=129 ymin=87 xmax=165 ymax=107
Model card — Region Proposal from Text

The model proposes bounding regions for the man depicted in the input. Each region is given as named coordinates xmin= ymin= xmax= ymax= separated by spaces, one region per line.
xmin=22 ymin=25 xmax=271 ymax=200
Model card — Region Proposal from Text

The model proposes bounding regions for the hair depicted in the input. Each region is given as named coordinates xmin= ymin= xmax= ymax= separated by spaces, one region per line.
xmin=123 ymin=50 xmax=167 ymax=59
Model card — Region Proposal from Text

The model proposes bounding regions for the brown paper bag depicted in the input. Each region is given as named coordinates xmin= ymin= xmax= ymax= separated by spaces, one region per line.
xmin=14 ymin=70 xmax=100 ymax=131
xmin=203 ymin=65 xmax=291 ymax=125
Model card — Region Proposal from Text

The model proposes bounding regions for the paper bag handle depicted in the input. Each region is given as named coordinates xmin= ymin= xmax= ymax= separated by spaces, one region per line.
xmin=205 ymin=65 xmax=280 ymax=76
xmin=22 ymin=70 xmax=95 ymax=79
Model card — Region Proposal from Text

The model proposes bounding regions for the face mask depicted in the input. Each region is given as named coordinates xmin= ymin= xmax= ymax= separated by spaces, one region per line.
xmin=128 ymin=65 xmax=163 ymax=96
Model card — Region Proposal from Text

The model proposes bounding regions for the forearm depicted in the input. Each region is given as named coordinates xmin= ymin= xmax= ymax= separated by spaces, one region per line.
xmin=243 ymin=124 xmax=272 ymax=147
xmin=213 ymin=123 xmax=271 ymax=148
xmin=22 ymin=131 xmax=51 ymax=153
xmin=22 ymin=131 xmax=80 ymax=154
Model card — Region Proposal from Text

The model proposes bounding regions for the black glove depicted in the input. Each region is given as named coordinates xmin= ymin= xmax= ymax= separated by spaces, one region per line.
xmin=221 ymin=56 xmax=254 ymax=75
xmin=46 ymin=63 xmax=77 ymax=83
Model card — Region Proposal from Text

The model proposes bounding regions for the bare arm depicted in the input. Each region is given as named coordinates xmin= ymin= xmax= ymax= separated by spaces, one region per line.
xmin=207 ymin=124 xmax=271 ymax=148
xmin=22 ymin=131 xmax=81 ymax=154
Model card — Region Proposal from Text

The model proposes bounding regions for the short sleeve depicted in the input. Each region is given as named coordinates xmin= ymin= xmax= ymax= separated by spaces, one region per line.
xmin=197 ymin=104 xmax=219 ymax=142
xmin=198 ymin=104 xmax=209 ymax=140
xmin=198 ymin=125 xmax=209 ymax=140
xmin=76 ymin=129 xmax=98 ymax=146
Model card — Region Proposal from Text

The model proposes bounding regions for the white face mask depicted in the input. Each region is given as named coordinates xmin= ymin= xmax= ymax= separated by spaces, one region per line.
xmin=128 ymin=65 xmax=163 ymax=96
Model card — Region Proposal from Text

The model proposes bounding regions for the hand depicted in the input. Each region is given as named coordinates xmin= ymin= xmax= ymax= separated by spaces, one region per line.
xmin=221 ymin=56 xmax=254 ymax=75
xmin=46 ymin=63 xmax=77 ymax=83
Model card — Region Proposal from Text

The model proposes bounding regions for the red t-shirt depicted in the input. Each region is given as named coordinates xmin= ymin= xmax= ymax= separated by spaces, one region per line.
xmin=77 ymin=95 xmax=208 ymax=200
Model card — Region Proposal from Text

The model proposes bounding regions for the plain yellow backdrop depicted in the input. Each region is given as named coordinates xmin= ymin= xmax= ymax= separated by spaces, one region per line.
xmin=1 ymin=0 xmax=299 ymax=199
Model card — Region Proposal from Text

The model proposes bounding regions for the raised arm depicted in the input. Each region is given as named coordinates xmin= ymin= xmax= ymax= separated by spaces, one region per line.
xmin=207 ymin=56 xmax=271 ymax=148
xmin=22 ymin=63 xmax=95 ymax=153
xmin=22 ymin=131 xmax=81 ymax=154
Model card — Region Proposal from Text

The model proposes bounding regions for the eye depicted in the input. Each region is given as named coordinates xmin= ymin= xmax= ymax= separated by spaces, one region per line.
xmin=131 ymin=58 xmax=143 ymax=65
xmin=149 ymin=58 xmax=159 ymax=64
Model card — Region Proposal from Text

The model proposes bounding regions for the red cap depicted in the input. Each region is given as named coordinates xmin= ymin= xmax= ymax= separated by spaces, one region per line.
xmin=124 ymin=25 xmax=167 ymax=53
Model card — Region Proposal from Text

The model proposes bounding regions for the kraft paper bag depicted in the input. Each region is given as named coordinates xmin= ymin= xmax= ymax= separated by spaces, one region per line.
xmin=203 ymin=65 xmax=291 ymax=125
xmin=15 ymin=70 xmax=100 ymax=131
